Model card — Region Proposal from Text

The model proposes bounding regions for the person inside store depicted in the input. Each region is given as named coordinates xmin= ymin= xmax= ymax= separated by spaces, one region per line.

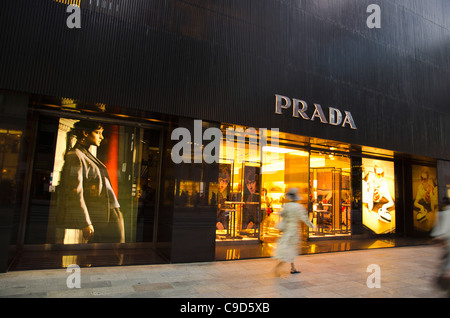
xmin=431 ymin=197 xmax=450 ymax=289
xmin=261 ymin=188 xmax=273 ymax=234
xmin=274 ymin=188 xmax=314 ymax=275
xmin=363 ymin=163 xmax=394 ymax=223
xmin=262 ymin=188 xmax=273 ymax=213
xmin=216 ymin=165 xmax=231 ymax=230
xmin=242 ymin=166 xmax=260 ymax=230
xmin=56 ymin=120 xmax=125 ymax=243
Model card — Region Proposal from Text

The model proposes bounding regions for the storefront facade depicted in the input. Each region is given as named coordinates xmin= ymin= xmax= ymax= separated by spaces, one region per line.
xmin=1 ymin=0 xmax=450 ymax=272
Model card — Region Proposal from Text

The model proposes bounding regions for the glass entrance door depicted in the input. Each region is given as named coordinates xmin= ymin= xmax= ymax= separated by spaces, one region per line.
xmin=309 ymin=153 xmax=351 ymax=238
xmin=260 ymin=146 xmax=309 ymax=243
xmin=129 ymin=128 xmax=161 ymax=243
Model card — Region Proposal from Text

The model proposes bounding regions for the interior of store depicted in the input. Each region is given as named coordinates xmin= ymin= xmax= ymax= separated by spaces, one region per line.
xmin=214 ymin=125 xmax=355 ymax=245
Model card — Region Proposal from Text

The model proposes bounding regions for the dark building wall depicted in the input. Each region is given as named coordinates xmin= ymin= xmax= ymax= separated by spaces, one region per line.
xmin=0 ymin=0 xmax=449 ymax=159
xmin=0 ymin=94 xmax=30 ymax=272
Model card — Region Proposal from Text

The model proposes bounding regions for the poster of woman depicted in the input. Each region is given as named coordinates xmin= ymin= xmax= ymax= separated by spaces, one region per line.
xmin=48 ymin=119 xmax=125 ymax=244
xmin=362 ymin=159 xmax=396 ymax=234
xmin=412 ymin=165 xmax=438 ymax=232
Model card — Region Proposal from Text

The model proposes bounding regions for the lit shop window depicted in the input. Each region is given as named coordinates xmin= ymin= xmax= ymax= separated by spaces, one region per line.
xmin=27 ymin=115 xmax=161 ymax=245
xmin=412 ymin=165 xmax=438 ymax=233
xmin=362 ymin=158 xmax=396 ymax=234
xmin=215 ymin=125 xmax=263 ymax=242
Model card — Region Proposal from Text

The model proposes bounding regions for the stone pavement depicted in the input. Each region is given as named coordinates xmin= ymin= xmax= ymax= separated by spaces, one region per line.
xmin=0 ymin=245 xmax=448 ymax=298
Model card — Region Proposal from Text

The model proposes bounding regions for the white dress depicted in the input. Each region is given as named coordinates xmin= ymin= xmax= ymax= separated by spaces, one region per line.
xmin=275 ymin=202 xmax=314 ymax=263
xmin=431 ymin=205 xmax=450 ymax=275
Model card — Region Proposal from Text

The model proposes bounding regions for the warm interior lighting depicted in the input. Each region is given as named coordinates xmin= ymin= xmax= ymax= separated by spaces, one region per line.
xmin=53 ymin=0 xmax=81 ymax=6
xmin=263 ymin=146 xmax=308 ymax=156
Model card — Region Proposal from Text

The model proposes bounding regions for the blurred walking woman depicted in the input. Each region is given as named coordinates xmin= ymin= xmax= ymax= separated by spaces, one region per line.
xmin=274 ymin=188 xmax=314 ymax=275
xmin=56 ymin=120 xmax=125 ymax=243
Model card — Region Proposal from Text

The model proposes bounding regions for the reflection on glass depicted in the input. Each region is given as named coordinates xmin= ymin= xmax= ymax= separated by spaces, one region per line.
xmin=0 ymin=129 xmax=22 ymax=207
xmin=175 ymin=180 xmax=197 ymax=206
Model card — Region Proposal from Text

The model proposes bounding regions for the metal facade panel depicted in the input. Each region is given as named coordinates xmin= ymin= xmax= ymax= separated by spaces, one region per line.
xmin=0 ymin=0 xmax=449 ymax=159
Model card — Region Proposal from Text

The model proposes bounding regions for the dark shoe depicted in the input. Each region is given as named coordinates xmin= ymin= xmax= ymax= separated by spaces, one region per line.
xmin=290 ymin=269 xmax=301 ymax=274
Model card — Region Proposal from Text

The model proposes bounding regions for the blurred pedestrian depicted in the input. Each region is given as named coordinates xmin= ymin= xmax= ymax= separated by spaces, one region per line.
xmin=274 ymin=188 xmax=314 ymax=275
xmin=430 ymin=197 xmax=450 ymax=289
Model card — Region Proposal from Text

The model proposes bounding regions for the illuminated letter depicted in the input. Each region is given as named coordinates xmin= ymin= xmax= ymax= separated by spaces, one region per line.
xmin=66 ymin=5 xmax=81 ymax=29
xmin=310 ymin=104 xmax=328 ymax=124
xmin=293 ymin=99 xmax=310 ymax=120
xmin=342 ymin=111 xmax=357 ymax=129
xmin=366 ymin=4 xmax=381 ymax=29
xmin=329 ymin=107 xmax=342 ymax=126
xmin=275 ymin=94 xmax=291 ymax=114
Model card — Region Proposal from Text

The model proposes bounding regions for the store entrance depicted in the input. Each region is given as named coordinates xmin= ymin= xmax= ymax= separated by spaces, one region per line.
xmin=260 ymin=146 xmax=309 ymax=243
xmin=309 ymin=153 xmax=351 ymax=239
xmin=309 ymin=168 xmax=351 ymax=237
xmin=215 ymin=145 xmax=310 ymax=245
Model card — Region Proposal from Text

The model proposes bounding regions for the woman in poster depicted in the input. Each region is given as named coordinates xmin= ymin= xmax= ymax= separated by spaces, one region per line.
xmin=414 ymin=168 xmax=438 ymax=223
xmin=56 ymin=120 xmax=125 ymax=243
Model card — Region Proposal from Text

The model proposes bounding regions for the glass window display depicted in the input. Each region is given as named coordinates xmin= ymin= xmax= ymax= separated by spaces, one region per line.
xmin=215 ymin=163 xmax=232 ymax=233
xmin=412 ymin=165 xmax=438 ymax=232
xmin=54 ymin=120 xmax=125 ymax=243
xmin=242 ymin=165 xmax=260 ymax=232
xmin=215 ymin=123 xmax=263 ymax=242
xmin=26 ymin=116 xmax=162 ymax=245
xmin=362 ymin=158 xmax=395 ymax=234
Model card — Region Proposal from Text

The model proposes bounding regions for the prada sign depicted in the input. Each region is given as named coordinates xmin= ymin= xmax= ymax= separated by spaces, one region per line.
xmin=275 ymin=94 xmax=357 ymax=130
